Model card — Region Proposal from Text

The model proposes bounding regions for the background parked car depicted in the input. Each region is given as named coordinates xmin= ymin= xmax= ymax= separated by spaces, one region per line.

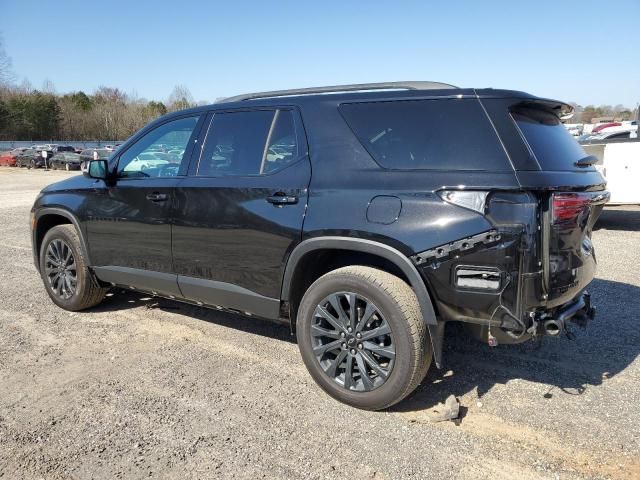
xmin=16 ymin=148 xmax=44 ymax=168
xmin=592 ymin=122 xmax=622 ymax=133
xmin=52 ymin=145 xmax=76 ymax=154
xmin=580 ymin=125 xmax=638 ymax=142
xmin=79 ymin=148 xmax=112 ymax=170
xmin=0 ymin=148 xmax=22 ymax=166
xmin=50 ymin=152 xmax=82 ymax=171
xmin=16 ymin=148 xmax=55 ymax=168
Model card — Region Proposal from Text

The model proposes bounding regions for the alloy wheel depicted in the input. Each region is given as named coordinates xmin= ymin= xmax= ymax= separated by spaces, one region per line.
xmin=311 ymin=292 xmax=395 ymax=392
xmin=44 ymin=239 xmax=77 ymax=299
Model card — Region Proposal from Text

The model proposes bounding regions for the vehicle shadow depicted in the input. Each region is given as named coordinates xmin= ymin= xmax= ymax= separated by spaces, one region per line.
xmin=94 ymin=289 xmax=296 ymax=344
xmin=394 ymin=277 xmax=640 ymax=413
xmin=92 ymin=278 xmax=639 ymax=413
xmin=595 ymin=207 xmax=640 ymax=232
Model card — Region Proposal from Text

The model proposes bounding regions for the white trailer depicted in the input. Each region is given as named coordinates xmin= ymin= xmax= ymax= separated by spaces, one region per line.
xmin=582 ymin=140 xmax=640 ymax=205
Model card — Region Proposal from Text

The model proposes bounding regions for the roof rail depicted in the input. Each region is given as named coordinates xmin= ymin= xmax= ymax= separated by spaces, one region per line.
xmin=217 ymin=81 xmax=459 ymax=103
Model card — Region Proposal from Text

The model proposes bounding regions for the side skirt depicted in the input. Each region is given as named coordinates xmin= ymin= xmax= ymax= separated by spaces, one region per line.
xmin=177 ymin=275 xmax=281 ymax=320
xmin=92 ymin=266 xmax=281 ymax=321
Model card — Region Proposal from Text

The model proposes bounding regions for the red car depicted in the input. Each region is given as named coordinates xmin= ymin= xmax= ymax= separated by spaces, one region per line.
xmin=592 ymin=122 xmax=621 ymax=133
xmin=0 ymin=148 xmax=22 ymax=167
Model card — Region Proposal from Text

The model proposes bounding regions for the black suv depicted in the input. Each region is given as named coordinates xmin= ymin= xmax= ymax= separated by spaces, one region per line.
xmin=17 ymin=148 xmax=50 ymax=168
xmin=31 ymin=82 xmax=608 ymax=410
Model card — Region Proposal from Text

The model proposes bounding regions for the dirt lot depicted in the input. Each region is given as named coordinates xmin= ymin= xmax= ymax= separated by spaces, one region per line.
xmin=1 ymin=168 xmax=639 ymax=480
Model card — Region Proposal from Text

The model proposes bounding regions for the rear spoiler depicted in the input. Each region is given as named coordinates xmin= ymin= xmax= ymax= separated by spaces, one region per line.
xmin=512 ymin=99 xmax=574 ymax=120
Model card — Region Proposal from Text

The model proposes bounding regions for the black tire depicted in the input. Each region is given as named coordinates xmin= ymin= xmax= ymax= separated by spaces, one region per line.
xmin=297 ymin=266 xmax=431 ymax=410
xmin=39 ymin=224 xmax=107 ymax=311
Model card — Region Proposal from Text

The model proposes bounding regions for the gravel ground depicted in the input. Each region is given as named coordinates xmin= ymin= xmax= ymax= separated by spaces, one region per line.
xmin=0 ymin=168 xmax=639 ymax=480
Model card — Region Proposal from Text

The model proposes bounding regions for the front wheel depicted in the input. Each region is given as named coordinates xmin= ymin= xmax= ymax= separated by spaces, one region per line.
xmin=39 ymin=225 xmax=108 ymax=311
xmin=297 ymin=266 xmax=431 ymax=410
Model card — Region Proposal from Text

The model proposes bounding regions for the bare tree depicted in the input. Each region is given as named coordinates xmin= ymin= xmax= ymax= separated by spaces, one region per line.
xmin=42 ymin=79 xmax=56 ymax=94
xmin=0 ymin=36 xmax=14 ymax=86
xmin=18 ymin=78 xmax=33 ymax=93
xmin=167 ymin=85 xmax=194 ymax=112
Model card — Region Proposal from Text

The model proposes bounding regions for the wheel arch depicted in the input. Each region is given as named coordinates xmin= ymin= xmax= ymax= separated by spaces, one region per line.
xmin=33 ymin=208 xmax=91 ymax=272
xmin=282 ymin=237 xmax=437 ymax=324
xmin=282 ymin=237 xmax=444 ymax=366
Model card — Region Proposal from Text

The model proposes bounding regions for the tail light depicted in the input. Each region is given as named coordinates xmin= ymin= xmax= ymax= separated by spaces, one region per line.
xmin=552 ymin=193 xmax=592 ymax=224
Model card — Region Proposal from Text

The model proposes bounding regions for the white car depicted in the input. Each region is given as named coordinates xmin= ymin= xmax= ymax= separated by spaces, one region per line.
xmin=123 ymin=153 xmax=169 ymax=173
xmin=581 ymin=126 xmax=637 ymax=142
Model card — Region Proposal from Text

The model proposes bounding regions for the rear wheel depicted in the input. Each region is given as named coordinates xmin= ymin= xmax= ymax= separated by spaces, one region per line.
xmin=297 ymin=266 xmax=431 ymax=410
xmin=40 ymin=225 xmax=107 ymax=311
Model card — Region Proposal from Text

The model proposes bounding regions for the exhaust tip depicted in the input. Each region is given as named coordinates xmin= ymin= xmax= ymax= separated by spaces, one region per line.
xmin=543 ymin=319 xmax=563 ymax=336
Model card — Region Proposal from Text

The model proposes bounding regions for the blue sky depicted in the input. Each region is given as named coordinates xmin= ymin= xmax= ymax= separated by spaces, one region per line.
xmin=2 ymin=0 xmax=639 ymax=107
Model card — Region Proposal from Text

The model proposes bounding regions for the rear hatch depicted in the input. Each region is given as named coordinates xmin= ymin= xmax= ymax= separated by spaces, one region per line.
xmin=481 ymin=94 xmax=609 ymax=307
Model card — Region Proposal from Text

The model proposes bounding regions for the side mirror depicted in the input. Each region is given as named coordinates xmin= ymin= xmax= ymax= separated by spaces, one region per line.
xmin=84 ymin=159 xmax=109 ymax=180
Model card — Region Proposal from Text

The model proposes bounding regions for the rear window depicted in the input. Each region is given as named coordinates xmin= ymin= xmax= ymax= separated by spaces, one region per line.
xmin=339 ymin=99 xmax=510 ymax=171
xmin=511 ymin=107 xmax=588 ymax=171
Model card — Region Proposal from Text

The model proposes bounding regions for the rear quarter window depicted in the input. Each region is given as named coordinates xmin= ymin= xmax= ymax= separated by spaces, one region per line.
xmin=511 ymin=107 xmax=588 ymax=171
xmin=339 ymin=98 xmax=511 ymax=171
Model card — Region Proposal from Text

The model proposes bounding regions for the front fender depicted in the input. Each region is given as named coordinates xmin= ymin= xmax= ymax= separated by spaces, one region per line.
xmin=32 ymin=207 xmax=91 ymax=272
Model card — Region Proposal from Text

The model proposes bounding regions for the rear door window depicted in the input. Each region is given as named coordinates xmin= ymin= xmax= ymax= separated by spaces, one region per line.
xmin=339 ymin=98 xmax=511 ymax=171
xmin=196 ymin=109 xmax=299 ymax=176
xmin=511 ymin=107 xmax=588 ymax=171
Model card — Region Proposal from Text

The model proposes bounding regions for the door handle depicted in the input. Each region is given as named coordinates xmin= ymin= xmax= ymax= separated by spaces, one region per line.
xmin=266 ymin=193 xmax=298 ymax=206
xmin=146 ymin=192 xmax=169 ymax=202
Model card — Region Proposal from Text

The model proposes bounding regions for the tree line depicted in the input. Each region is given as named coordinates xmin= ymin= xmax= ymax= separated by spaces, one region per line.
xmin=2 ymin=83 xmax=636 ymax=141
xmin=571 ymin=103 xmax=638 ymax=124
xmin=1 ymin=37 xmax=637 ymax=140
xmin=0 ymin=35 xmax=199 ymax=141
xmin=0 ymin=83 xmax=197 ymax=141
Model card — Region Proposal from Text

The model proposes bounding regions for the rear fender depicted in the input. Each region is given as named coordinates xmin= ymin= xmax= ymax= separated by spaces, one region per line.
xmin=282 ymin=237 xmax=444 ymax=367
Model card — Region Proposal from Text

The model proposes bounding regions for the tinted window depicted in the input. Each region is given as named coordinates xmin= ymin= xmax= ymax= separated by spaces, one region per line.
xmin=340 ymin=99 xmax=510 ymax=171
xmin=118 ymin=116 xmax=199 ymax=178
xmin=262 ymin=110 xmax=298 ymax=174
xmin=512 ymin=107 xmax=588 ymax=171
xmin=197 ymin=109 xmax=298 ymax=176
